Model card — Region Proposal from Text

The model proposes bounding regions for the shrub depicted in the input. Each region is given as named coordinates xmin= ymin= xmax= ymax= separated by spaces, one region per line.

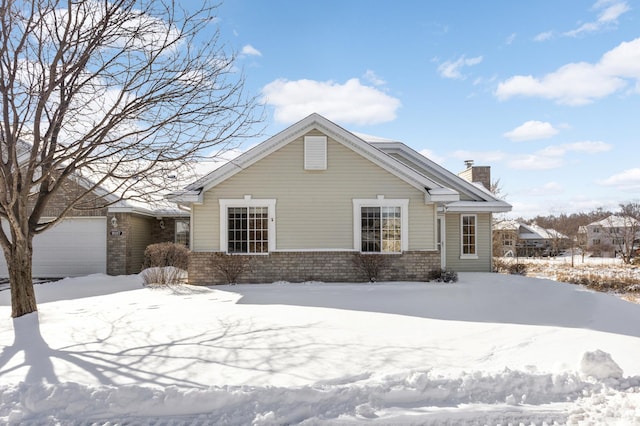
xmin=141 ymin=242 xmax=190 ymax=286
xmin=493 ymin=257 xmax=508 ymax=273
xmin=508 ymin=263 xmax=527 ymax=275
xmin=142 ymin=242 xmax=190 ymax=270
xmin=352 ymin=253 xmax=390 ymax=282
xmin=140 ymin=266 xmax=187 ymax=286
xmin=212 ymin=253 xmax=251 ymax=284
xmin=428 ymin=268 xmax=458 ymax=283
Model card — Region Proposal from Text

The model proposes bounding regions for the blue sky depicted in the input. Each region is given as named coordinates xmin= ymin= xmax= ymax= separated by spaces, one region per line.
xmin=212 ymin=0 xmax=639 ymax=218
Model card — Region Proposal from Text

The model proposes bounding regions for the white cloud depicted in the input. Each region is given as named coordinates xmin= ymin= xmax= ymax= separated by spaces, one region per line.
xmin=437 ymin=55 xmax=483 ymax=80
xmin=363 ymin=70 xmax=386 ymax=86
xmin=529 ymin=182 xmax=565 ymax=196
xmin=505 ymin=33 xmax=517 ymax=45
xmin=564 ymin=0 xmax=630 ymax=37
xmin=561 ymin=140 xmax=612 ymax=153
xmin=241 ymin=44 xmax=262 ymax=56
xmin=503 ymin=121 xmax=559 ymax=142
xmin=507 ymin=153 xmax=564 ymax=170
xmin=261 ymin=78 xmax=401 ymax=125
xmin=600 ymin=168 xmax=640 ymax=190
xmin=533 ymin=31 xmax=554 ymax=42
xmin=496 ymin=37 xmax=640 ymax=105
xmin=506 ymin=141 xmax=612 ymax=170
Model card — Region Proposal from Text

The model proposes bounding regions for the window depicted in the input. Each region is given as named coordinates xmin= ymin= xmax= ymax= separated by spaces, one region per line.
xmin=361 ymin=207 xmax=401 ymax=252
xmin=593 ymin=239 xmax=601 ymax=245
xmin=227 ymin=207 xmax=269 ymax=253
xmin=461 ymin=214 xmax=477 ymax=258
xmin=353 ymin=198 xmax=408 ymax=253
xmin=502 ymin=234 xmax=515 ymax=246
xmin=175 ymin=219 xmax=190 ymax=248
xmin=219 ymin=198 xmax=276 ymax=254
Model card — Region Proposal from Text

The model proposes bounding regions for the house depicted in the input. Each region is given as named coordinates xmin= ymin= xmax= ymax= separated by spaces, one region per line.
xmin=169 ymin=113 xmax=511 ymax=284
xmin=493 ymin=220 xmax=569 ymax=257
xmin=0 ymin=172 xmax=192 ymax=279
xmin=581 ymin=215 xmax=640 ymax=258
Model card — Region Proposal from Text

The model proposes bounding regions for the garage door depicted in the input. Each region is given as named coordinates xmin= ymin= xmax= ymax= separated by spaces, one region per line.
xmin=0 ymin=217 xmax=107 ymax=278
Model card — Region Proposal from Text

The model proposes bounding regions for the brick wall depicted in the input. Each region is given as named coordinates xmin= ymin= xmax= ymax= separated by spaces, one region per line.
xmin=150 ymin=217 xmax=176 ymax=243
xmin=106 ymin=213 xmax=130 ymax=275
xmin=32 ymin=177 xmax=108 ymax=218
xmin=188 ymin=251 xmax=441 ymax=285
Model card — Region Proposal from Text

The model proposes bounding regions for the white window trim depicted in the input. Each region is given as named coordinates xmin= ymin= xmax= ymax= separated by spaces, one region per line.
xmin=460 ymin=214 xmax=478 ymax=259
xmin=304 ymin=135 xmax=327 ymax=170
xmin=219 ymin=197 xmax=276 ymax=253
xmin=353 ymin=197 xmax=409 ymax=253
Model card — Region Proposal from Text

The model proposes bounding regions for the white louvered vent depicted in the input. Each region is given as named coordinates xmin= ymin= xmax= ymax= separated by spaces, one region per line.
xmin=304 ymin=135 xmax=327 ymax=170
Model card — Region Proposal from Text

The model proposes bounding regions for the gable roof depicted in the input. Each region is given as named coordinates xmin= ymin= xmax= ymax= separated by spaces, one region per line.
xmin=588 ymin=215 xmax=640 ymax=228
xmin=170 ymin=113 xmax=511 ymax=213
xmin=367 ymin=140 xmax=510 ymax=212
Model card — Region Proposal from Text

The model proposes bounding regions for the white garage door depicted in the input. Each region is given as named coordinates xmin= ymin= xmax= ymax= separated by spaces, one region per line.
xmin=0 ymin=217 xmax=107 ymax=278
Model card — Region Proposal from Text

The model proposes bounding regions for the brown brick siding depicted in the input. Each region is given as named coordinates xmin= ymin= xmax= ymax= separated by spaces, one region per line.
xmin=107 ymin=214 xmax=189 ymax=275
xmin=188 ymin=251 xmax=441 ymax=285
xmin=34 ymin=177 xmax=108 ymax=218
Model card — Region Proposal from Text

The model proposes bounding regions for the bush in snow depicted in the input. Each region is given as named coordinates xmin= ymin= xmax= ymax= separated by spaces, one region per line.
xmin=428 ymin=268 xmax=458 ymax=283
xmin=140 ymin=266 xmax=187 ymax=286
xmin=141 ymin=242 xmax=190 ymax=286
xmin=212 ymin=253 xmax=251 ymax=284
xmin=507 ymin=263 xmax=527 ymax=275
xmin=143 ymin=242 xmax=190 ymax=270
xmin=352 ymin=253 xmax=390 ymax=282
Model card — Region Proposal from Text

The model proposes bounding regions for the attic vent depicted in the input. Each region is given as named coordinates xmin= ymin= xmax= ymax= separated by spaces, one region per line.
xmin=304 ymin=135 xmax=327 ymax=170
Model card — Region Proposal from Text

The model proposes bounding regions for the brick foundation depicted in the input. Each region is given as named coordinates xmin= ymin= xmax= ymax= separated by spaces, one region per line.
xmin=188 ymin=251 xmax=441 ymax=285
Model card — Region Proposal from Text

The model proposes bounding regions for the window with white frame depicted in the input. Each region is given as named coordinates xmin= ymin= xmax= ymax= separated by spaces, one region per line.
xmin=220 ymin=198 xmax=276 ymax=254
xmin=353 ymin=198 xmax=408 ymax=253
xmin=461 ymin=214 xmax=477 ymax=258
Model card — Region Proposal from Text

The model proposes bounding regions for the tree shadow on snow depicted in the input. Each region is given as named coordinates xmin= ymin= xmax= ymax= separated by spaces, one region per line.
xmin=0 ymin=311 xmax=347 ymax=387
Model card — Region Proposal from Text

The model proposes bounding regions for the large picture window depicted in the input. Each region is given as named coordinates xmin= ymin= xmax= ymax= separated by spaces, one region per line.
xmin=227 ymin=207 xmax=269 ymax=253
xmin=353 ymin=198 xmax=408 ymax=253
xmin=461 ymin=214 xmax=477 ymax=258
xmin=361 ymin=207 xmax=401 ymax=253
xmin=219 ymin=198 xmax=276 ymax=254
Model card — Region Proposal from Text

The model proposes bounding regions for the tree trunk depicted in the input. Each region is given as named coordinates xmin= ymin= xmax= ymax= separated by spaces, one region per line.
xmin=7 ymin=237 xmax=37 ymax=318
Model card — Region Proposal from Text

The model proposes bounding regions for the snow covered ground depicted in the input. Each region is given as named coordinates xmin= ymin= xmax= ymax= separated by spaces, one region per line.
xmin=1 ymin=273 xmax=640 ymax=425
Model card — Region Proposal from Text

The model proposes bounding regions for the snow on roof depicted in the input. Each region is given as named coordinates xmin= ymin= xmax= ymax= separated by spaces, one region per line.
xmin=589 ymin=215 xmax=640 ymax=228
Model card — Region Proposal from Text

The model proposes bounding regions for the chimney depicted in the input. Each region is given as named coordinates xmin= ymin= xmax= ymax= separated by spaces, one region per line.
xmin=458 ymin=160 xmax=491 ymax=191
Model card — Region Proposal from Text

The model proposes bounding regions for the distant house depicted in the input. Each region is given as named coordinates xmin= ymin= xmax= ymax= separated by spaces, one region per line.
xmin=494 ymin=220 xmax=569 ymax=257
xmin=580 ymin=215 xmax=640 ymax=258
xmin=170 ymin=113 xmax=511 ymax=285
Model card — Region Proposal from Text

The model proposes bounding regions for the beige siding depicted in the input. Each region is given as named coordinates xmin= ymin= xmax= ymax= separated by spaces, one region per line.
xmin=193 ymin=131 xmax=436 ymax=251
xmin=127 ymin=215 xmax=153 ymax=274
xmin=444 ymin=212 xmax=492 ymax=272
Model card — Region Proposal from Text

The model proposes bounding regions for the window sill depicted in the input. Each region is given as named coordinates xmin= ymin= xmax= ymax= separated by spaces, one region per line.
xmin=460 ymin=254 xmax=478 ymax=260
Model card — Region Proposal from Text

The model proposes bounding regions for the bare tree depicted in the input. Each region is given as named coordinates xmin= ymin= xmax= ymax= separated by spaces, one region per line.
xmin=606 ymin=203 xmax=640 ymax=264
xmin=0 ymin=0 xmax=260 ymax=317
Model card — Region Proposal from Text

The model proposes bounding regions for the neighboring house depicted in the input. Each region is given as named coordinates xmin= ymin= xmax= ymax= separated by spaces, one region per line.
xmin=581 ymin=215 xmax=640 ymax=258
xmin=493 ymin=220 xmax=569 ymax=257
xmin=0 ymin=173 xmax=191 ymax=279
xmin=169 ymin=113 xmax=511 ymax=285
